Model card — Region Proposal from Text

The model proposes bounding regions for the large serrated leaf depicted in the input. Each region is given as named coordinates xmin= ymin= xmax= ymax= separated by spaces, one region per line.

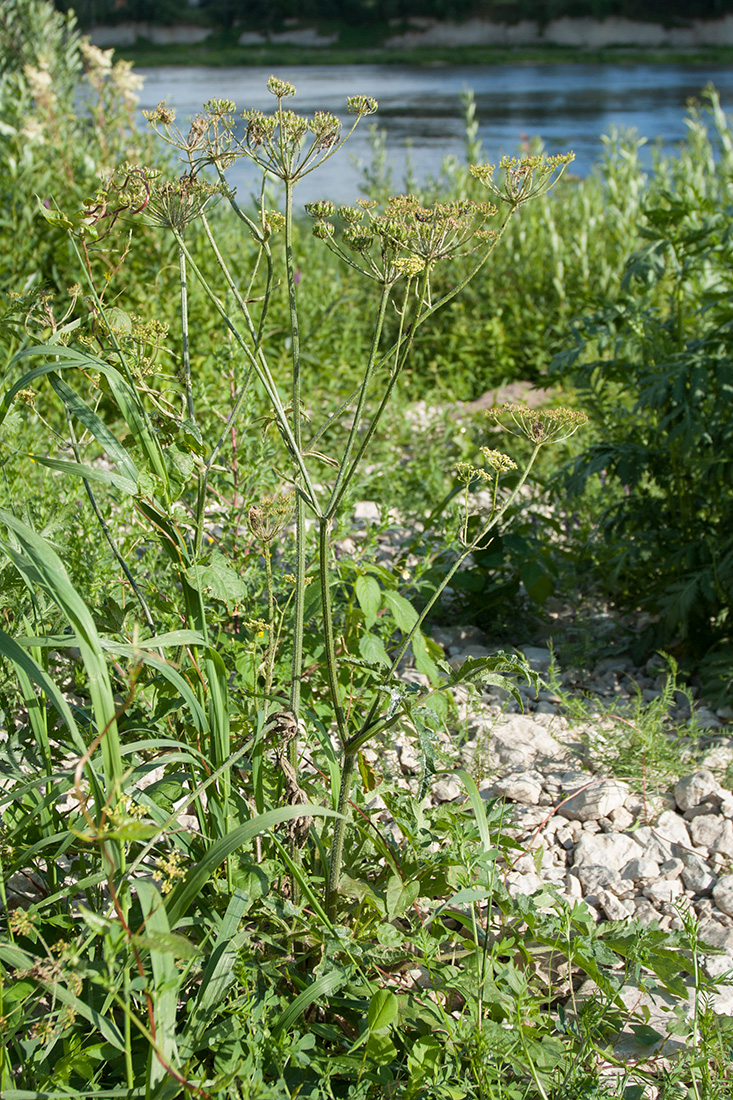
xmin=184 ymin=551 xmax=248 ymax=607
xmin=355 ymin=574 xmax=381 ymax=627
xmin=359 ymin=631 xmax=390 ymax=667
xmin=446 ymin=653 xmax=533 ymax=707
xmin=383 ymin=589 xmax=418 ymax=633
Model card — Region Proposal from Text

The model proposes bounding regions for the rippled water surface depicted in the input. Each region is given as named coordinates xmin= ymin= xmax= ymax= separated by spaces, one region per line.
xmin=137 ymin=63 xmax=733 ymax=203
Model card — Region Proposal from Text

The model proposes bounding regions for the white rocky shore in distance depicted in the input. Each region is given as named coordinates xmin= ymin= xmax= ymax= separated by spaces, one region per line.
xmin=89 ymin=15 xmax=733 ymax=50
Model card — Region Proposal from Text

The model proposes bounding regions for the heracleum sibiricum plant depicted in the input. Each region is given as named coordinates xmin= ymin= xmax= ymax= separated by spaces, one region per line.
xmin=2 ymin=78 xmax=578 ymax=919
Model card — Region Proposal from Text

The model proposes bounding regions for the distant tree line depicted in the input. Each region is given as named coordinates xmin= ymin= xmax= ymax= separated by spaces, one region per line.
xmin=55 ymin=0 xmax=733 ymax=30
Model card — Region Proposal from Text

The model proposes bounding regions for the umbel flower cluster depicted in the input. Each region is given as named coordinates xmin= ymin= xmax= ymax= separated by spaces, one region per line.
xmin=486 ymin=403 xmax=589 ymax=444
xmin=305 ymin=194 xmax=499 ymax=286
xmin=470 ymin=152 xmax=575 ymax=207
xmin=83 ymin=165 xmax=222 ymax=236
xmin=143 ymin=75 xmax=378 ymax=184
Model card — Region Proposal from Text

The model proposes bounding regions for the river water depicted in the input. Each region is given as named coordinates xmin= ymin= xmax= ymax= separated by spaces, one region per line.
xmin=137 ymin=63 xmax=733 ymax=204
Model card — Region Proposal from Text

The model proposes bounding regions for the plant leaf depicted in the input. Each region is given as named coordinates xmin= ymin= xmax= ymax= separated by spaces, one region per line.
xmin=355 ymin=574 xmax=381 ymax=627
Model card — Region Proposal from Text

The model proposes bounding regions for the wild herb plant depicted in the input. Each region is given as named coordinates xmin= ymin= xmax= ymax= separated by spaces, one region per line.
xmin=1 ymin=38 xmax=729 ymax=1097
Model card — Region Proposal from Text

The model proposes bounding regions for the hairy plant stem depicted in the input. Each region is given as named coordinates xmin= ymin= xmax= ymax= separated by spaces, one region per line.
xmin=318 ymin=517 xmax=347 ymax=745
xmin=326 ymin=751 xmax=356 ymax=919
xmin=178 ymin=244 xmax=194 ymax=423
xmin=263 ymin=541 xmax=277 ymax=708
xmin=284 ymin=181 xmax=307 ymax=747
xmin=325 ymin=443 xmax=543 ymax=913
xmin=172 ymin=232 xmax=320 ymax=509
xmin=324 ymin=283 xmax=390 ymax=519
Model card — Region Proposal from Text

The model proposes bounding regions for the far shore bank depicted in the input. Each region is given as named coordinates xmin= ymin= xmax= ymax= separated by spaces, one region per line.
xmin=114 ymin=39 xmax=733 ymax=70
xmin=89 ymin=14 xmax=733 ymax=68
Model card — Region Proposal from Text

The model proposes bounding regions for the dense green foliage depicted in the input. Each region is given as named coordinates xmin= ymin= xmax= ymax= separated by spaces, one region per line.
xmin=1 ymin=4 xmax=733 ymax=1097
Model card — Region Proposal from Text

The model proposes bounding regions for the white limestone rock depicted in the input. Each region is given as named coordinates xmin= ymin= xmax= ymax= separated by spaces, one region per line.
xmin=713 ymin=819 xmax=733 ymax=859
xmin=689 ymin=814 xmax=725 ymax=850
xmin=488 ymin=715 xmax=569 ymax=769
xmin=432 ymin=779 xmax=462 ymax=803
xmin=620 ymin=857 xmax=661 ymax=885
xmin=505 ymin=871 xmax=543 ymax=898
xmin=558 ymin=778 xmax=629 ymax=822
xmin=643 ymin=879 xmax=684 ymax=905
xmin=713 ymin=875 xmax=733 ymax=918
xmin=491 ymin=769 xmax=544 ymax=805
xmin=597 ymin=889 xmax=634 ymax=921
xmin=680 ymin=853 xmax=716 ymax=895
xmin=633 ymin=812 xmax=691 ymax=862
xmin=674 ymin=770 xmax=722 ymax=812
xmin=573 ymin=832 xmax=644 ymax=872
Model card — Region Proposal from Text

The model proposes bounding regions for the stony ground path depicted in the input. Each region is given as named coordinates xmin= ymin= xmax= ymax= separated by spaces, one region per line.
xmin=362 ymin=620 xmax=733 ymax=1062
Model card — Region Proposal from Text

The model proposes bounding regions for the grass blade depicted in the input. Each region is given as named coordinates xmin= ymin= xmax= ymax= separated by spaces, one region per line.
xmin=456 ymin=768 xmax=492 ymax=853
xmin=271 ymin=971 xmax=347 ymax=1038
xmin=26 ymin=455 xmax=137 ymax=495
xmin=165 ymin=805 xmax=343 ymax=927
xmin=47 ymin=373 xmax=140 ymax=483
xmin=0 ymin=512 xmax=122 ymax=791
xmin=136 ymin=881 xmax=182 ymax=1089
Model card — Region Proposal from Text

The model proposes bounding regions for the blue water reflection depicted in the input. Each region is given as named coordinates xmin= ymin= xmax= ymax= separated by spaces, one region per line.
xmin=137 ymin=63 xmax=733 ymax=203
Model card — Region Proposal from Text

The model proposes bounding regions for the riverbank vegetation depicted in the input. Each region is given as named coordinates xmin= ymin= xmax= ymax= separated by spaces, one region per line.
xmin=114 ymin=37 xmax=733 ymax=69
xmin=54 ymin=0 xmax=733 ymax=32
xmin=1 ymin=1 xmax=733 ymax=1096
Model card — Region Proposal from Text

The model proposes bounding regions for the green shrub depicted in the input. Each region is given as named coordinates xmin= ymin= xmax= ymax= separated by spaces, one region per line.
xmin=551 ymin=90 xmax=733 ymax=688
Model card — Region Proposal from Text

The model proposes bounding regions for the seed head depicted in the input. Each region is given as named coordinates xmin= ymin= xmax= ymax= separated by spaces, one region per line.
xmin=243 ymin=109 xmax=277 ymax=149
xmin=309 ymin=111 xmax=342 ymax=150
xmin=480 ymin=448 xmax=517 ymax=472
xmin=305 ymin=200 xmax=336 ymax=219
xmin=204 ymin=97 xmax=236 ymax=118
xmin=267 ymin=76 xmax=296 ymax=98
xmin=471 ymin=152 xmax=575 ymax=207
xmin=393 ymin=255 xmax=425 ymax=278
xmin=313 ymin=220 xmax=335 ymax=240
xmin=338 ymin=205 xmax=364 ymax=224
xmin=347 ymin=95 xmax=378 ymax=116
xmin=264 ymin=209 xmax=285 ymax=234
xmin=455 ymin=461 xmax=491 ymax=485
xmin=142 ymin=102 xmax=176 ymax=126
xmin=486 ymin=404 xmax=588 ymax=445
xmin=147 ymin=176 xmax=220 ymax=232
xmin=248 ymin=493 xmax=294 ymax=541
xmin=343 ymin=226 xmax=374 ymax=253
